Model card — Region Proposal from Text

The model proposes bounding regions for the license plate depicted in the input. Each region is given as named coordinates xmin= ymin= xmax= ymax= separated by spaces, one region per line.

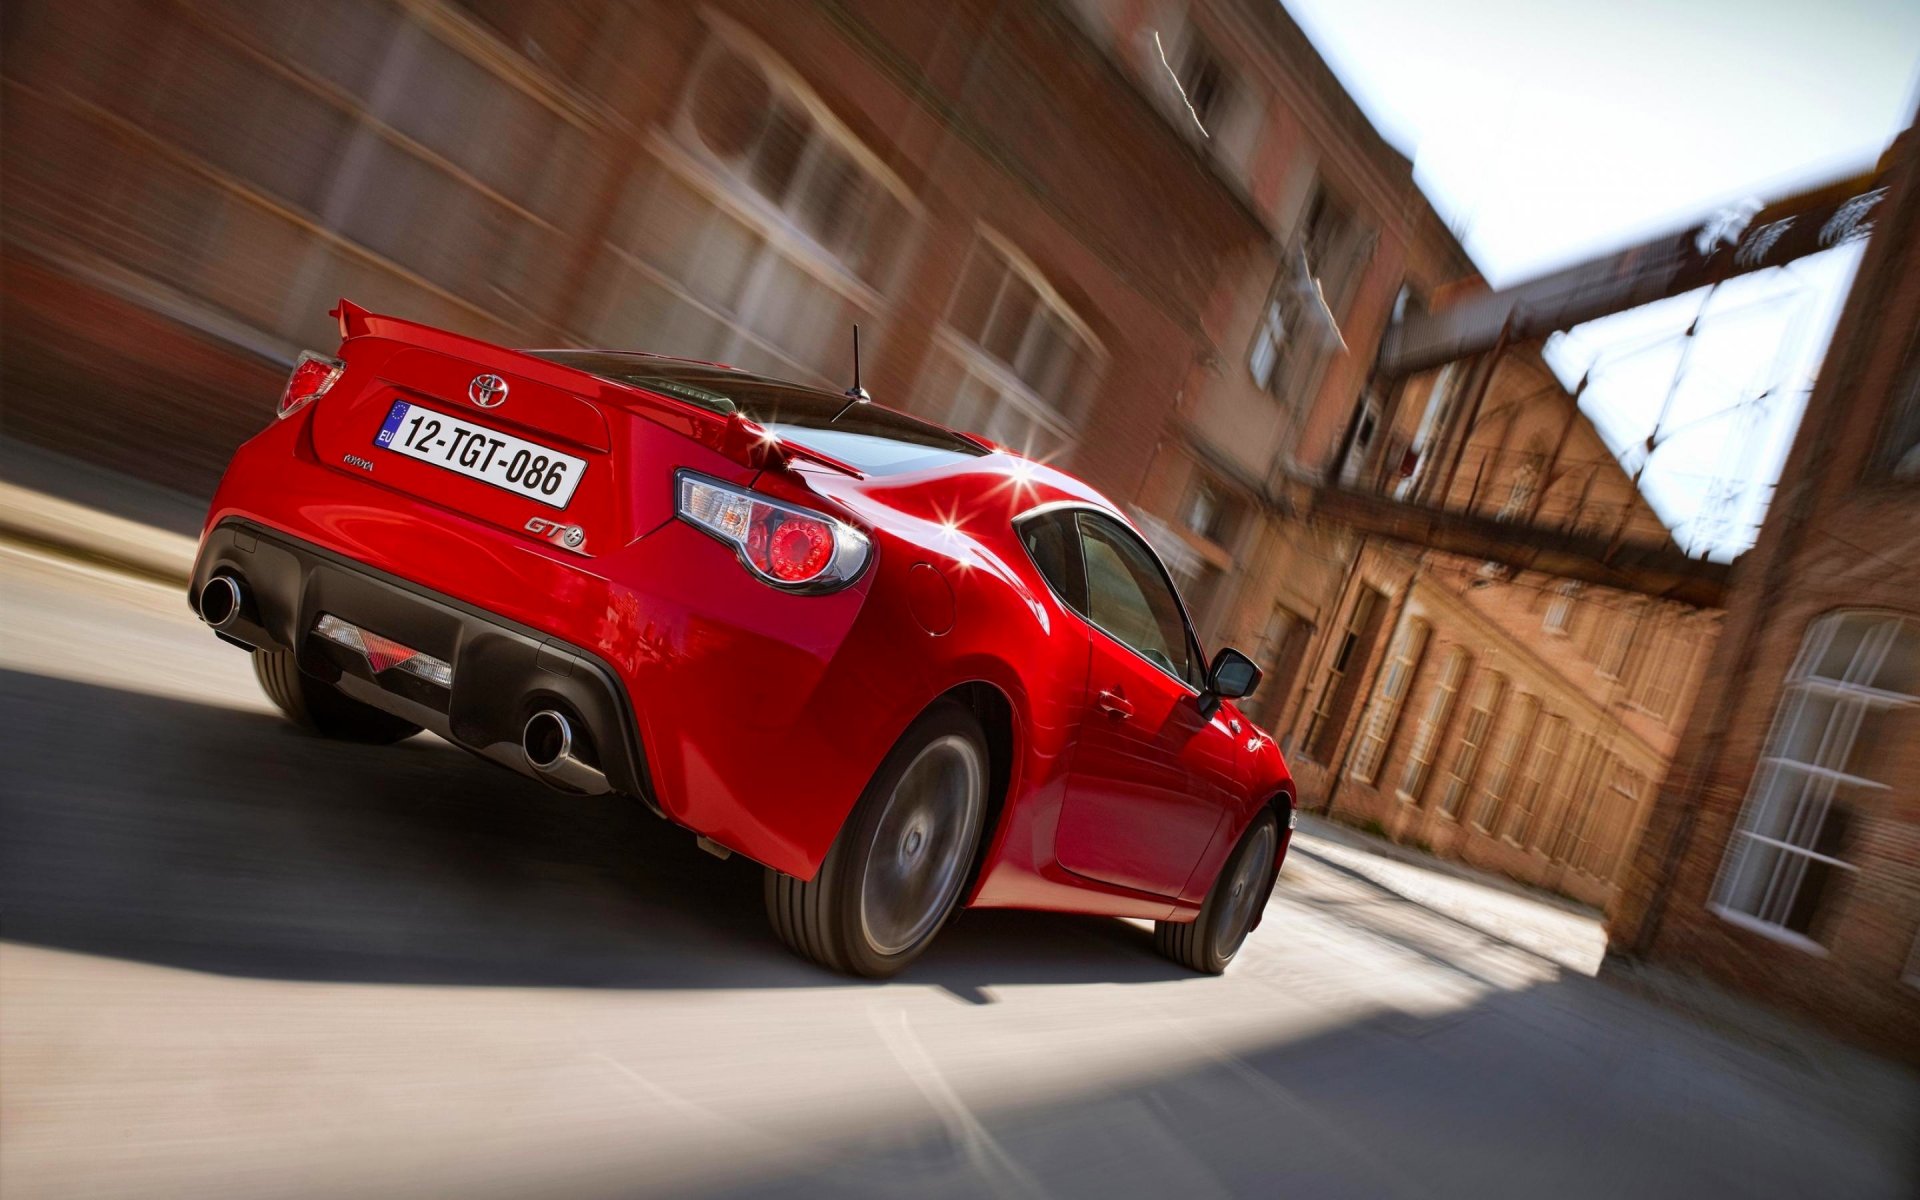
xmin=374 ymin=400 xmax=585 ymax=509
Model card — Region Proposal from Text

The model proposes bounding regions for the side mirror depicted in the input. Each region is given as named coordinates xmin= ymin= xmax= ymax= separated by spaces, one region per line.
xmin=1199 ymin=647 xmax=1261 ymax=718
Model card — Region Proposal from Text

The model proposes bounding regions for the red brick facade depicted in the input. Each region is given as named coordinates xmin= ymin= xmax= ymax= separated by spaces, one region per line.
xmin=1609 ymin=115 xmax=1920 ymax=1063
xmin=1270 ymin=347 xmax=1718 ymax=911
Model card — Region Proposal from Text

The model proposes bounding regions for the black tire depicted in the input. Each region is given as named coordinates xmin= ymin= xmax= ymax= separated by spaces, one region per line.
xmin=765 ymin=701 xmax=989 ymax=978
xmin=252 ymin=649 xmax=422 ymax=745
xmin=1155 ymin=809 xmax=1279 ymax=974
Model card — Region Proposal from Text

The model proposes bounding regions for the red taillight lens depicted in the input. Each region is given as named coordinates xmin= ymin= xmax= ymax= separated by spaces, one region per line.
xmin=676 ymin=472 xmax=870 ymax=591
xmin=278 ymin=350 xmax=345 ymax=419
xmin=760 ymin=514 xmax=833 ymax=581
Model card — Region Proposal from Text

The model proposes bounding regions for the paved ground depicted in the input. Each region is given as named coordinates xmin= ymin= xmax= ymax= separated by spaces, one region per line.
xmin=2 ymin=512 xmax=1917 ymax=1198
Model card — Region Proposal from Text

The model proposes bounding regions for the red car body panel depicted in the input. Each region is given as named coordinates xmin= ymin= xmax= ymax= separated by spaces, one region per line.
xmin=196 ymin=304 xmax=1295 ymax=923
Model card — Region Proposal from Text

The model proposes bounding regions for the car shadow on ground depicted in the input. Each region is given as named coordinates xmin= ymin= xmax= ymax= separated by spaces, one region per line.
xmin=0 ymin=668 xmax=1191 ymax=995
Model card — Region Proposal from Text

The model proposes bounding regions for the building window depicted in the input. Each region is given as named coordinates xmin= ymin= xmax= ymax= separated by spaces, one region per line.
xmin=1351 ymin=618 xmax=1429 ymax=783
xmin=591 ymin=27 xmax=912 ymax=383
xmin=1543 ymin=581 xmax=1579 ymax=636
xmin=1710 ymin=612 xmax=1919 ymax=949
xmin=1555 ymin=747 xmax=1617 ymax=870
xmin=1304 ymin=586 xmax=1384 ymax=762
xmin=1173 ymin=27 xmax=1234 ymax=135
xmin=1543 ymin=733 xmax=1606 ymax=856
xmin=1631 ymin=619 xmax=1697 ymax=721
xmin=1472 ymin=694 xmax=1538 ymax=832
xmin=1875 ymin=323 xmax=1920 ymax=478
xmin=1398 ymin=648 xmax=1469 ymax=801
xmin=1595 ymin=604 xmax=1640 ymax=679
xmin=1440 ymin=671 xmax=1508 ymax=817
xmin=1250 ymin=183 xmax=1370 ymax=400
xmin=1578 ymin=764 xmax=1644 ymax=879
xmin=1501 ymin=712 xmax=1567 ymax=842
xmin=1248 ymin=296 xmax=1290 ymax=392
xmin=1496 ymin=457 xmax=1540 ymax=522
xmin=925 ymin=233 xmax=1102 ymax=459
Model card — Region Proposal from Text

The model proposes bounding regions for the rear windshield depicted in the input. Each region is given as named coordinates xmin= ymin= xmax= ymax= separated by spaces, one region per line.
xmin=528 ymin=351 xmax=988 ymax=475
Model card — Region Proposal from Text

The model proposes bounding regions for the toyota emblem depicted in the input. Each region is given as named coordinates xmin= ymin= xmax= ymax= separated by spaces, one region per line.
xmin=468 ymin=374 xmax=509 ymax=408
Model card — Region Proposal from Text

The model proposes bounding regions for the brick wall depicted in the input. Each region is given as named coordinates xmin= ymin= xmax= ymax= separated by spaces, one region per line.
xmin=1609 ymin=115 xmax=1920 ymax=1064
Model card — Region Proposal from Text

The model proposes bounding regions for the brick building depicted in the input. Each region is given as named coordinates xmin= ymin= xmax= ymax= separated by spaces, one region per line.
xmin=1609 ymin=114 xmax=1920 ymax=1062
xmin=1269 ymin=343 xmax=1719 ymax=909
xmin=4 ymin=0 xmax=1467 ymax=679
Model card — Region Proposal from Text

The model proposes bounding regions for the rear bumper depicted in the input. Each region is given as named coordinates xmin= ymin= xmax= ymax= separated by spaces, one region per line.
xmin=192 ymin=518 xmax=653 ymax=803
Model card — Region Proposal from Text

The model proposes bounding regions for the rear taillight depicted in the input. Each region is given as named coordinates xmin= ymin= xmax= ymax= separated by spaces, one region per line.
xmin=676 ymin=471 xmax=870 ymax=592
xmin=278 ymin=350 xmax=345 ymax=419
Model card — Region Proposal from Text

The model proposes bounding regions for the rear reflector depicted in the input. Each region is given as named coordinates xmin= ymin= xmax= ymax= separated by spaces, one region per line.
xmin=315 ymin=613 xmax=452 ymax=687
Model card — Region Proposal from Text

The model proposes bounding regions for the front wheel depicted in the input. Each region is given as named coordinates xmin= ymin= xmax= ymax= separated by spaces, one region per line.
xmin=1155 ymin=810 xmax=1279 ymax=974
xmin=765 ymin=701 xmax=988 ymax=978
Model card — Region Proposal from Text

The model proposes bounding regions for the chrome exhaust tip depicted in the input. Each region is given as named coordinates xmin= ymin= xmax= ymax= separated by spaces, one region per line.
xmin=522 ymin=709 xmax=611 ymax=795
xmin=199 ymin=575 xmax=244 ymax=629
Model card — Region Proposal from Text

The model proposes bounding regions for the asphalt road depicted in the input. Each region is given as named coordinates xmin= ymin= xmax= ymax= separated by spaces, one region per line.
xmin=2 ymin=542 xmax=1915 ymax=1200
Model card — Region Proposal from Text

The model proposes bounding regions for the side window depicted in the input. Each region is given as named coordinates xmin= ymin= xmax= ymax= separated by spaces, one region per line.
xmin=1075 ymin=513 xmax=1201 ymax=687
xmin=1016 ymin=510 xmax=1088 ymax=614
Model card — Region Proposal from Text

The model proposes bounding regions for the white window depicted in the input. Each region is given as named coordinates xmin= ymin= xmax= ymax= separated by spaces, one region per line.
xmin=1250 ymin=185 xmax=1369 ymax=400
xmin=1351 ymin=618 xmax=1429 ymax=783
xmin=1398 ymin=648 xmax=1469 ymax=801
xmin=1711 ymin=612 xmax=1919 ymax=950
xmin=923 ymin=232 xmax=1102 ymax=459
xmin=1440 ymin=671 xmax=1507 ymax=817
xmin=587 ymin=24 xmax=913 ymax=384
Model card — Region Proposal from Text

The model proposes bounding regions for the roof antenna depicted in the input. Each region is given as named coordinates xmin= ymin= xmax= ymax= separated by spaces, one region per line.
xmin=829 ymin=325 xmax=870 ymax=424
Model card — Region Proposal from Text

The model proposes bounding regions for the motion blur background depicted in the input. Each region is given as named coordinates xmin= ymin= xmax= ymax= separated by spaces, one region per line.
xmin=2 ymin=2 xmax=1918 ymax=1197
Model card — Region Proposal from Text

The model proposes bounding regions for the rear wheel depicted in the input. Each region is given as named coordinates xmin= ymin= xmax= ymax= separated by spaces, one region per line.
xmin=253 ymin=649 xmax=421 ymax=744
xmin=1155 ymin=810 xmax=1278 ymax=974
xmin=765 ymin=701 xmax=987 ymax=977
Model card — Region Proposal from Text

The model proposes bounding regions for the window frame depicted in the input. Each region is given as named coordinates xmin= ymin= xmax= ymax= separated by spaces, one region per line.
xmin=1350 ymin=616 xmax=1430 ymax=784
xmin=1472 ymin=693 xmax=1539 ymax=833
xmin=929 ymin=229 xmax=1105 ymax=458
xmin=1708 ymin=611 xmax=1916 ymax=951
xmin=1013 ymin=503 xmax=1208 ymax=695
xmin=1441 ymin=670 xmax=1508 ymax=817
xmin=1398 ymin=647 xmax=1470 ymax=803
xmin=1304 ymin=586 xmax=1382 ymax=761
xmin=1502 ymin=712 xmax=1567 ymax=843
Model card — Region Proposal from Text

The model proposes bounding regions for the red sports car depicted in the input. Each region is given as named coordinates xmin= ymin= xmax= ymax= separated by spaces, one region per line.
xmin=192 ymin=302 xmax=1296 ymax=977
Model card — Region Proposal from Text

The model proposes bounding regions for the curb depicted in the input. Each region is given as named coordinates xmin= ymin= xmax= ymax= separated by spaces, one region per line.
xmin=0 ymin=483 xmax=196 ymax=586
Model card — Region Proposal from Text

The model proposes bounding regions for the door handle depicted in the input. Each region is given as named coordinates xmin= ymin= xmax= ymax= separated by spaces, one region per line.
xmin=1095 ymin=689 xmax=1133 ymax=719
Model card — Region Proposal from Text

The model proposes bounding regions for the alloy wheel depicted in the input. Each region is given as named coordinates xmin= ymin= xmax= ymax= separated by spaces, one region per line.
xmin=858 ymin=733 xmax=985 ymax=956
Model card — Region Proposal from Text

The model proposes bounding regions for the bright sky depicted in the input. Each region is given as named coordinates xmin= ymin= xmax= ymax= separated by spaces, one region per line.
xmin=1282 ymin=0 xmax=1920 ymax=558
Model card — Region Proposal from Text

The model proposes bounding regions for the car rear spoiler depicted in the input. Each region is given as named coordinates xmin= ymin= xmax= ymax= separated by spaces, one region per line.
xmin=330 ymin=300 xmax=863 ymax=479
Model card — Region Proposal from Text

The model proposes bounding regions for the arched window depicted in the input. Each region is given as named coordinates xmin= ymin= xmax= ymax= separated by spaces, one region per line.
xmin=922 ymin=231 xmax=1104 ymax=459
xmin=1711 ymin=612 xmax=1920 ymax=948
xmin=588 ymin=19 xmax=914 ymax=384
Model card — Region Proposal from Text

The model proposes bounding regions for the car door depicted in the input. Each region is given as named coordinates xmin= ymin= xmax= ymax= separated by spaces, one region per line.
xmin=1052 ymin=511 xmax=1242 ymax=898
